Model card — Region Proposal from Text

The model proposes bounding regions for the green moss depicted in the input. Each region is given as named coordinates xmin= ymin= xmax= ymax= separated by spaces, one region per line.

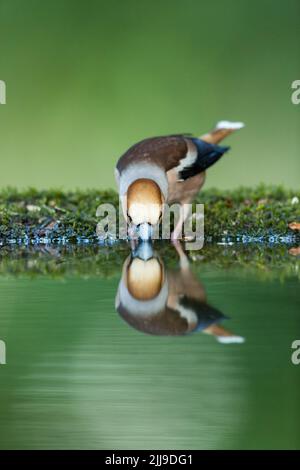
xmin=195 ymin=184 xmax=300 ymax=239
xmin=0 ymin=184 xmax=299 ymax=242
xmin=0 ymin=187 xmax=118 ymax=241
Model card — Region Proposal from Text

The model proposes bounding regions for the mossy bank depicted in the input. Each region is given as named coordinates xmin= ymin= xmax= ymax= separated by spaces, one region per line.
xmin=0 ymin=185 xmax=299 ymax=244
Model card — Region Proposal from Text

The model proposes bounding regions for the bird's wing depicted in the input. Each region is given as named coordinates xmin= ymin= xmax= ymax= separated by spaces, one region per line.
xmin=177 ymin=138 xmax=230 ymax=181
xmin=117 ymin=135 xmax=229 ymax=181
xmin=116 ymin=135 xmax=188 ymax=173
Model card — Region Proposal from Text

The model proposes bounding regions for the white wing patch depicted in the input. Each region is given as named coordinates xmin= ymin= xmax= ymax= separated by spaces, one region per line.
xmin=175 ymin=139 xmax=198 ymax=181
xmin=176 ymin=302 xmax=198 ymax=326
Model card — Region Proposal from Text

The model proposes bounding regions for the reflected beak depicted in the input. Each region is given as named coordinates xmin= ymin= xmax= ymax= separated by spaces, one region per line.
xmin=133 ymin=242 xmax=154 ymax=261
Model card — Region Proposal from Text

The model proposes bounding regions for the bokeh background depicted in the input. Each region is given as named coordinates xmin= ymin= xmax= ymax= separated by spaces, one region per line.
xmin=0 ymin=0 xmax=299 ymax=190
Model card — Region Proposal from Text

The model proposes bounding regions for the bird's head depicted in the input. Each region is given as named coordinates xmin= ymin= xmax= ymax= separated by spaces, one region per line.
xmin=126 ymin=178 xmax=164 ymax=240
xmin=115 ymin=254 xmax=167 ymax=319
xmin=115 ymin=255 xmax=196 ymax=336
xmin=127 ymin=256 xmax=164 ymax=300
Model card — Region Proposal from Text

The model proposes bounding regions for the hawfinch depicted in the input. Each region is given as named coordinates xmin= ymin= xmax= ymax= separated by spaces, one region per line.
xmin=115 ymin=241 xmax=244 ymax=342
xmin=115 ymin=120 xmax=244 ymax=240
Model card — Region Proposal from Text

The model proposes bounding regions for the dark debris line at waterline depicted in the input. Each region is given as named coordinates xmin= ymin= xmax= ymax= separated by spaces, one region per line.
xmin=0 ymin=244 xmax=298 ymax=281
xmin=0 ymin=185 xmax=299 ymax=245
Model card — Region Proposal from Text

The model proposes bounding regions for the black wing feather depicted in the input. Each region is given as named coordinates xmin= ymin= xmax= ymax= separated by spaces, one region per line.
xmin=179 ymin=138 xmax=230 ymax=180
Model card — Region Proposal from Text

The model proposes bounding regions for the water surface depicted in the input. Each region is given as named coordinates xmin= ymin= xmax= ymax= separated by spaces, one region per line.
xmin=0 ymin=244 xmax=299 ymax=449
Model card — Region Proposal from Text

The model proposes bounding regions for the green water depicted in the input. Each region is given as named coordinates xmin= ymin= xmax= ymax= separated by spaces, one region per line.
xmin=0 ymin=247 xmax=299 ymax=450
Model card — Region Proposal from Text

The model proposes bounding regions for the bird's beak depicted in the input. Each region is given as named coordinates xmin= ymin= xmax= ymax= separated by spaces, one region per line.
xmin=133 ymin=241 xmax=154 ymax=261
xmin=136 ymin=222 xmax=153 ymax=241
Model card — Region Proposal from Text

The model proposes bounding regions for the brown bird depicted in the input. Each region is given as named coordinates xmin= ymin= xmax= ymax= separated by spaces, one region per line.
xmin=115 ymin=120 xmax=244 ymax=240
xmin=115 ymin=241 xmax=244 ymax=342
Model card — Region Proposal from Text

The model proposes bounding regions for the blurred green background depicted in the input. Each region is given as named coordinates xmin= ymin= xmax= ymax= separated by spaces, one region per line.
xmin=0 ymin=0 xmax=299 ymax=191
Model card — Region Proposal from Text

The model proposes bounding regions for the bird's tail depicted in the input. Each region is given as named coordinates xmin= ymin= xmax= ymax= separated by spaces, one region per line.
xmin=200 ymin=120 xmax=245 ymax=145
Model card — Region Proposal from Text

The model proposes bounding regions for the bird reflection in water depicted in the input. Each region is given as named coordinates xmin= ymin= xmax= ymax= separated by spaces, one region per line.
xmin=115 ymin=242 xmax=244 ymax=343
